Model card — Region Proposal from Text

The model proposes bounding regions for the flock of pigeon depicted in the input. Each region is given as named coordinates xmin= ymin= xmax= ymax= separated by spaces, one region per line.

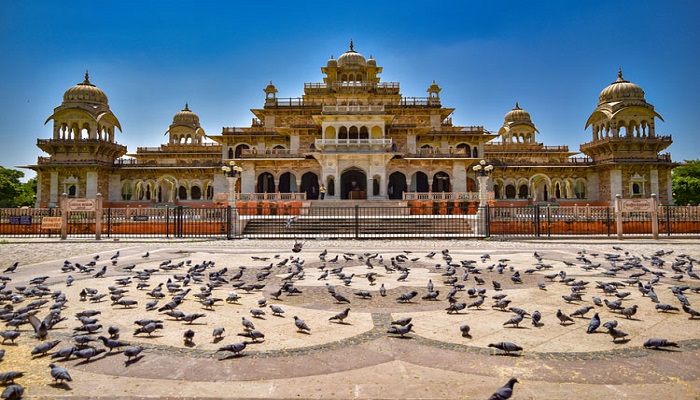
xmin=0 ymin=243 xmax=698 ymax=399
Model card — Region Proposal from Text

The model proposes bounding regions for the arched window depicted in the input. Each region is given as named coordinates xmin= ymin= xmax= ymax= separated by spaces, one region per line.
xmin=505 ymin=185 xmax=516 ymax=199
xmin=178 ymin=185 xmax=187 ymax=200
xmin=191 ymin=186 xmax=202 ymax=200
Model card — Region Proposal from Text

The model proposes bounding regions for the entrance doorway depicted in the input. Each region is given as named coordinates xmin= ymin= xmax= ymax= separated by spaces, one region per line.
xmin=301 ymin=172 xmax=319 ymax=199
xmin=340 ymin=169 xmax=367 ymax=199
xmin=388 ymin=172 xmax=407 ymax=199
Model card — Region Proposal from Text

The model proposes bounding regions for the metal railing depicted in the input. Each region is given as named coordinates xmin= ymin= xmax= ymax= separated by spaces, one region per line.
xmin=2 ymin=204 xmax=699 ymax=239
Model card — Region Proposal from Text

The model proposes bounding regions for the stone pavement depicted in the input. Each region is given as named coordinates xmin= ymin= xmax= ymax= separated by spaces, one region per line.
xmin=0 ymin=238 xmax=698 ymax=399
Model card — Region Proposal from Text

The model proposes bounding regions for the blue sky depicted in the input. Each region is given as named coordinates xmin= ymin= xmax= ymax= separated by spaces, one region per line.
xmin=2 ymin=1 xmax=698 ymax=181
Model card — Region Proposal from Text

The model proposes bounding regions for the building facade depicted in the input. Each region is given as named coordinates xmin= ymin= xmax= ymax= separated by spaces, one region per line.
xmin=28 ymin=43 xmax=674 ymax=207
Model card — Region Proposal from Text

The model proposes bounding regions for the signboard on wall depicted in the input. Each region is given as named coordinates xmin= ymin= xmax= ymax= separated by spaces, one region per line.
xmin=67 ymin=198 xmax=97 ymax=211
xmin=41 ymin=217 xmax=62 ymax=230
xmin=618 ymin=198 xmax=654 ymax=212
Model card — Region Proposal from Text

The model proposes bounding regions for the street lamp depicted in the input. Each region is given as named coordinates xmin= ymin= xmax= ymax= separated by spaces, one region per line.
xmin=471 ymin=160 xmax=493 ymax=237
xmin=222 ymin=161 xmax=243 ymax=236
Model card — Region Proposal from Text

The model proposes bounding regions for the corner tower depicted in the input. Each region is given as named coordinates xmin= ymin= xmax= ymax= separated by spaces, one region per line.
xmin=32 ymin=72 xmax=127 ymax=206
xmin=580 ymin=69 xmax=674 ymax=202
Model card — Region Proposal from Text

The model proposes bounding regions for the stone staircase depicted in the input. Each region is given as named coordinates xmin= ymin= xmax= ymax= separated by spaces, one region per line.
xmin=240 ymin=200 xmax=474 ymax=238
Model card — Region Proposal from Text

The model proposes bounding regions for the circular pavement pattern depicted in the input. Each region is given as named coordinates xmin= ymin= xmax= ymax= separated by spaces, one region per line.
xmin=0 ymin=239 xmax=698 ymax=399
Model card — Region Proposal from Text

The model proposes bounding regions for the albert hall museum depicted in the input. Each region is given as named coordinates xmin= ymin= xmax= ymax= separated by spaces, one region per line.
xmin=27 ymin=41 xmax=674 ymax=208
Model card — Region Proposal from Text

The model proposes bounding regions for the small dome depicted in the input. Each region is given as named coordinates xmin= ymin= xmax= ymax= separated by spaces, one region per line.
xmin=504 ymin=102 xmax=532 ymax=123
xmin=337 ymin=39 xmax=366 ymax=67
xmin=598 ymin=69 xmax=645 ymax=104
xmin=367 ymin=55 xmax=376 ymax=67
xmin=172 ymin=103 xmax=200 ymax=127
xmin=327 ymin=55 xmax=337 ymax=68
xmin=63 ymin=71 xmax=108 ymax=104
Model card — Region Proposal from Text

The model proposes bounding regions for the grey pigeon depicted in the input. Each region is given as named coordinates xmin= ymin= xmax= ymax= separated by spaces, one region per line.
xmin=241 ymin=317 xmax=255 ymax=331
xmin=237 ymin=329 xmax=265 ymax=342
xmin=587 ymin=313 xmax=601 ymax=334
xmin=0 ymin=331 xmax=20 ymax=344
xmin=0 ymin=384 xmax=23 ymax=400
xmin=51 ymin=346 xmax=77 ymax=360
xmin=108 ymin=326 xmax=120 ymax=339
xmin=212 ymin=327 xmax=225 ymax=339
xmin=183 ymin=329 xmax=195 ymax=343
xmin=31 ymin=340 xmax=61 ymax=356
xmin=488 ymin=341 xmax=523 ymax=355
xmin=387 ymin=323 xmax=414 ymax=337
xmin=608 ymin=327 xmax=628 ymax=342
xmin=446 ymin=302 xmax=467 ymax=314
xmin=98 ymin=336 xmax=128 ymax=352
xmin=503 ymin=314 xmax=524 ymax=328
xmin=620 ymin=304 xmax=639 ymax=319
xmin=181 ymin=313 xmax=206 ymax=324
xmin=0 ymin=371 xmax=23 ymax=385
xmin=269 ymin=305 xmax=285 ymax=316
xmin=489 ymin=377 xmax=518 ymax=400
xmin=329 ymin=308 xmax=351 ymax=323
xmin=124 ymin=346 xmax=144 ymax=361
xmin=682 ymin=304 xmax=700 ymax=319
xmin=531 ymin=310 xmax=542 ymax=327
xmin=217 ymin=342 xmax=248 ymax=357
xmin=570 ymin=306 xmax=594 ymax=318
xmin=643 ymin=338 xmax=679 ymax=350
xmin=602 ymin=320 xmax=618 ymax=330
xmin=379 ymin=284 xmax=386 ymax=297
xmin=460 ymin=324 xmax=471 ymax=338
xmin=332 ymin=293 xmax=351 ymax=304
xmin=27 ymin=314 xmax=49 ymax=339
xmin=294 ymin=316 xmax=311 ymax=333
xmin=133 ymin=322 xmax=163 ymax=336
xmin=390 ymin=317 xmax=412 ymax=326
xmin=73 ymin=347 xmax=105 ymax=361
xmin=48 ymin=363 xmax=72 ymax=383
xmin=556 ymin=309 xmax=574 ymax=325
xmin=397 ymin=291 xmax=418 ymax=303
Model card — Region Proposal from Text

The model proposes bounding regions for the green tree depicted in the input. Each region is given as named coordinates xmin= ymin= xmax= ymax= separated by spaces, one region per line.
xmin=672 ymin=159 xmax=700 ymax=205
xmin=0 ymin=167 xmax=36 ymax=207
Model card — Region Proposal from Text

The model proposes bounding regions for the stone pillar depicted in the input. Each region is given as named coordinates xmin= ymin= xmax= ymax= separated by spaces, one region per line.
xmin=86 ymin=171 xmax=98 ymax=198
xmin=650 ymin=169 xmax=659 ymax=197
xmin=50 ymin=171 xmax=59 ymax=206
xmin=610 ymin=170 xmax=623 ymax=202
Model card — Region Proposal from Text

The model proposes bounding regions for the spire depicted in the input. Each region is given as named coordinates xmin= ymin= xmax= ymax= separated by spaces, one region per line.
xmin=515 ymin=102 xmax=520 ymax=109
xmin=81 ymin=70 xmax=93 ymax=86
xmin=184 ymin=102 xmax=190 ymax=111
xmin=349 ymin=38 xmax=354 ymax=51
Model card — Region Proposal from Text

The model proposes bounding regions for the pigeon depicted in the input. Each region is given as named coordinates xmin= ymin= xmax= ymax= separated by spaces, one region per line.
xmin=655 ymin=303 xmax=680 ymax=312
xmin=556 ymin=309 xmax=574 ymax=325
xmin=217 ymin=342 xmax=248 ymax=357
xmin=98 ymin=336 xmax=128 ymax=352
xmin=27 ymin=313 xmax=49 ymax=339
xmin=237 ymin=329 xmax=265 ymax=342
xmin=0 ymin=331 xmax=20 ymax=344
xmin=587 ymin=313 xmax=601 ymax=334
xmin=31 ymin=340 xmax=61 ymax=356
xmin=51 ymin=346 xmax=77 ymax=360
xmin=241 ymin=317 xmax=255 ymax=331
xmin=608 ymin=327 xmax=629 ymax=342
xmin=332 ymin=293 xmax=351 ymax=304
xmin=531 ymin=310 xmax=542 ymax=327
xmin=329 ymin=308 xmax=351 ymax=323
xmin=0 ymin=372 xmax=23 ymax=385
xmin=643 ymin=338 xmax=679 ymax=350
xmin=489 ymin=377 xmax=519 ymax=400
xmin=488 ymin=341 xmax=523 ymax=355
xmin=602 ymin=320 xmax=618 ymax=330
xmin=682 ymin=304 xmax=700 ymax=319
xmin=446 ymin=302 xmax=467 ymax=314
xmin=0 ymin=384 xmax=23 ymax=400
xmin=387 ymin=323 xmax=413 ymax=337
xmin=570 ymin=306 xmax=594 ymax=318
xmin=48 ymin=363 xmax=72 ymax=383
xmin=124 ymin=346 xmax=144 ymax=361
xmin=294 ymin=316 xmax=311 ymax=333
xmin=379 ymin=284 xmax=386 ymax=297
xmin=503 ymin=314 xmax=524 ymax=328
xmin=181 ymin=313 xmax=206 ymax=324
xmin=212 ymin=327 xmax=225 ymax=339
xmin=108 ymin=326 xmax=120 ymax=339
xmin=3 ymin=262 xmax=18 ymax=273
xmin=183 ymin=329 xmax=195 ymax=343
xmin=269 ymin=305 xmax=285 ymax=316
xmin=391 ymin=317 xmax=412 ymax=326
xmin=467 ymin=296 xmax=486 ymax=309
xmin=133 ymin=322 xmax=164 ymax=336
xmin=73 ymin=347 xmax=105 ymax=361
xmin=620 ymin=304 xmax=637 ymax=319
xmin=397 ymin=291 xmax=418 ymax=303
xmin=460 ymin=324 xmax=471 ymax=338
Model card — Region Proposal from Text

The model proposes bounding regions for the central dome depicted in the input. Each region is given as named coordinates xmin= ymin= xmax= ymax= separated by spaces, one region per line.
xmin=172 ymin=103 xmax=200 ymax=127
xmin=504 ymin=102 xmax=532 ymax=123
xmin=63 ymin=72 xmax=108 ymax=104
xmin=598 ymin=69 xmax=645 ymax=104
xmin=337 ymin=40 xmax=366 ymax=67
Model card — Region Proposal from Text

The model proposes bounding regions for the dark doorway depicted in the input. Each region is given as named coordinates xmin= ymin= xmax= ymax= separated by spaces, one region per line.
xmin=340 ymin=169 xmax=367 ymax=199
xmin=388 ymin=172 xmax=406 ymax=199
xmin=301 ymin=172 xmax=319 ymax=199
xmin=432 ymin=171 xmax=451 ymax=192
xmin=414 ymin=171 xmax=429 ymax=192
xmin=257 ymin=172 xmax=274 ymax=193
xmin=279 ymin=172 xmax=293 ymax=193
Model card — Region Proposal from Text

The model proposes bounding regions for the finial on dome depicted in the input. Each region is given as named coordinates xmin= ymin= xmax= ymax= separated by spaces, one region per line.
xmin=184 ymin=102 xmax=190 ymax=111
xmin=82 ymin=70 xmax=92 ymax=85
xmin=618 ymin=67 xmax=623 ymax=80
xmin=330 ymin=55 xmax=334 ymax=59
xmin=350 ymin=39 xmax=354 ymax=51
xmin=515 ymin=102 xmax=521 ymax=109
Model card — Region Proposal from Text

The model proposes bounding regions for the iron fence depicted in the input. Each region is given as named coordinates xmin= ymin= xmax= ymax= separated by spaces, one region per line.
xmin=1 ymin=204 xmax=699 ymax=239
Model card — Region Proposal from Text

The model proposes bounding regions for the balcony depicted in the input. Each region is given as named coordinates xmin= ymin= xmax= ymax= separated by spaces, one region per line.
xmin=314 ymin=138 xmax=394 ymax=152
xmin=322 ymin=105 xmax=385 ymax=114
xmin=404 ymin=147 xmax=469 ymax=159
xmin=239 ymin=149 xmax=306 ymax=159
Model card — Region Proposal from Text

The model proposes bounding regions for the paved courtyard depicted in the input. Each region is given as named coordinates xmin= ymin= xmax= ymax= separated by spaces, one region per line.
xmin=0 ymin=238 xmax=698 ymax=399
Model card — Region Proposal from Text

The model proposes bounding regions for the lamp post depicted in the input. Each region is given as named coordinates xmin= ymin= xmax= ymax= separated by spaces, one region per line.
xmin=222 ymin=161 xmax=243 ymax=236
xmin=471 ymin=160 xmax=494 ymax=236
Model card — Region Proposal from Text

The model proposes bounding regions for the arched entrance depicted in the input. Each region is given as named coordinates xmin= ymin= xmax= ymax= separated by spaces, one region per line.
xmin=340 ymin=168 xmax=367 ymax=199
xmin=432 ymin=171 xmax=451 ymax=192
xmin=410 ymin=172 xmax=429 ymax=192
xmin=388 ymin=172 xmax=406 ymax=199
xmin=301 ymin=172 xmax=319 ymax=199
xmin=257 ymin=172 xmax=274 ymax=193
xmin=279 ymin=172 xmax=296 ymax=193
